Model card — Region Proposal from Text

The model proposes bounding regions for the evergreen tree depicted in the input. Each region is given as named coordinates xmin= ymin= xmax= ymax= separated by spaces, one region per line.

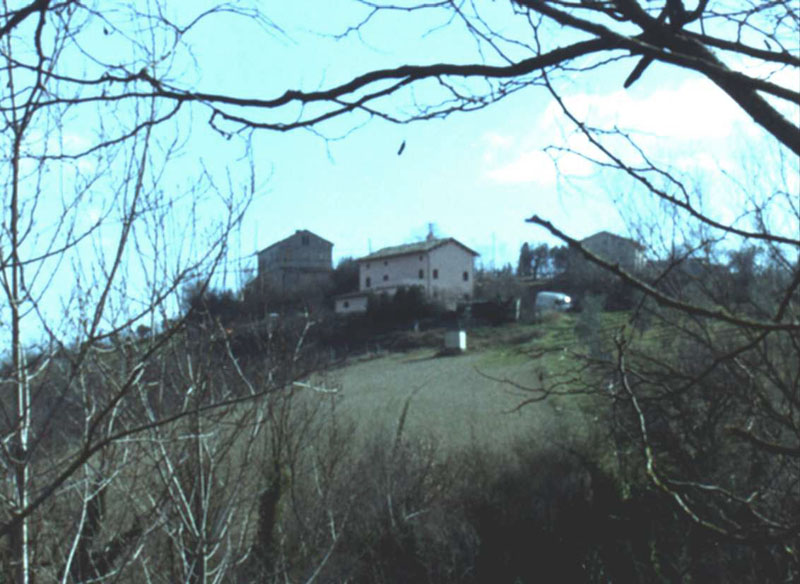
xmin=517 ymin=243 xmax=533 ymax=277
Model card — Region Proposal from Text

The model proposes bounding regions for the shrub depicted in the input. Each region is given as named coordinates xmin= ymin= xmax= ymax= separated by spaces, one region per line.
xmin=574 ymin=294 xmax=608 ymax=358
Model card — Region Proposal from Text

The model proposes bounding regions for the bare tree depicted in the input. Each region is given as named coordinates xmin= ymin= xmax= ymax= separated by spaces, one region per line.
xmin=0 ymin=4 xmax=255 ymax=582
xmin=124 ymin=0 xmax=792 ymax=575
xmin=1 ymin=0 xmax=797 ymax=580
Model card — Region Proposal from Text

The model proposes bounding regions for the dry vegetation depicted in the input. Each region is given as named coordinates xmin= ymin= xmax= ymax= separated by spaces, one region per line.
xmin=2 ymin=0 xmax=797 ymax=581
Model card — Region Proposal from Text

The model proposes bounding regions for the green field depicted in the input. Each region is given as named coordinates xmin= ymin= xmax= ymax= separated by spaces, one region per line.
xmin=302 ymin=315 xmax=610 ymax=454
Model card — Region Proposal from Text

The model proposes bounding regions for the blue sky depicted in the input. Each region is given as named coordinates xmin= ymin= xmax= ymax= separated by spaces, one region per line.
xmin=163 ymin=0 xmax=796 ymax=289
xmin=8 ymin=0 xmax=797 ymax=340
xmin=191 ymin=2 xmax=626 ymax=269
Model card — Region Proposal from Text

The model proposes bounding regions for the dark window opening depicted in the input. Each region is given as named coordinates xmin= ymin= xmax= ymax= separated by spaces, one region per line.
xmin=433 ymin=269 xmax=439 ymax=279
xmin=383 ymin=274 xmax=389 ymax=281
xmin=419 ymin=255 xmax=423 ymax=261
xmin=418 ymin=269 xmax=424 ymax=279
xmin=463 ymin=271 xmax=469 ymax=281
xmin=383 ymin=260 xmax=388 ymax=266
xmin=343 ymin=301 xmax=350 ymax=308
xmin=366 ymin=277 xmax=371 ymax=288
xmin=301 ymin=235 xmax=310 ymax=245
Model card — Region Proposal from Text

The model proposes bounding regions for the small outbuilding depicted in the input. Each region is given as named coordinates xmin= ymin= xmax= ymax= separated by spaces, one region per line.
xmin=444 ymin=330 xmax=467 ymax=353
xmin=334 ymin=291 xmax=369 ymax=315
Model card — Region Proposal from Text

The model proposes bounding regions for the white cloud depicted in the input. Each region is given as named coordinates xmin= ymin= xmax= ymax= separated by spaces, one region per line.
xmin=480 ymin=131 xmax=515 ymax=165
xmin=674 ymin=152 xmax=734 ymax=174
xmin=481 ymin=127 xmax=597 ymax=185
xmin=485 ymin=150 xmax=557 ymax=184
xmin=483 ymin=131 xmax=514 ymax=149
xmin=548 ymin=77 xmax=749 ymax=141
xmin=480 ymin=77 xmax=764 ymax=186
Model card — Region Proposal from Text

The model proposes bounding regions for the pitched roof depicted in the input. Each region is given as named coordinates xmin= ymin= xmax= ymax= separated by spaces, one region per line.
xmin=581 ymin=230 xmax=645 ymax=251
xmin=259 ymin=229 xmax=332 ymax=254
xmin=358 ymin=237 xmax=479 ymax=262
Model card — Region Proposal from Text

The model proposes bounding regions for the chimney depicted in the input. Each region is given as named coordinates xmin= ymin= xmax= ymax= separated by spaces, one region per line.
xmin=426 ymin=223 xmax=435 ymax=242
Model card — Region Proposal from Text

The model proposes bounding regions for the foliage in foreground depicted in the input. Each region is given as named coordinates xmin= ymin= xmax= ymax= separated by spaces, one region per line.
xmin=2 ymin=331 xmax=794 ymax=584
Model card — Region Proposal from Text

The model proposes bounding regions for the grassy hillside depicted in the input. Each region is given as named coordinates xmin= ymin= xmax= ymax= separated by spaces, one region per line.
xmin=12 ymin=309 xmax=790 ymax=582
xmin=301 ymin=313 xmax=615 ymax=455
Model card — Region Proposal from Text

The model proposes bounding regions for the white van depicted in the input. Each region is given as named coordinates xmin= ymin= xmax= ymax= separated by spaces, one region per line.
xmin=535 ymin=291 xmax=572 ymax=313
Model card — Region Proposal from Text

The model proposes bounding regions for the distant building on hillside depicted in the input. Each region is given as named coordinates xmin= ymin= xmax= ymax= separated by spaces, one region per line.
xmin=571 ymin=231 xmax=645 ymax=273
xmin=256 ymin=229 xmax=333 ymax=295
xmin=334 ymin=232 xmax=479 ymax=314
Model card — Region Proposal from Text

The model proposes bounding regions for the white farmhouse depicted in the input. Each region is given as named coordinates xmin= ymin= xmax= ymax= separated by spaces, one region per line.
xmin=334 ymin=233 xmax=479 ymax=314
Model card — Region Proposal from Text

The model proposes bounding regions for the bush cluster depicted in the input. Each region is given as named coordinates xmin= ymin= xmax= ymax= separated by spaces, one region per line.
xmin=235 ymin=428 xmax=790 ymax=583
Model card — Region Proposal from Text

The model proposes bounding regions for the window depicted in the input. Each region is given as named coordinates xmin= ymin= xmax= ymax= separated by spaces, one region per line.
xmin=419 ymin=255 xmax=423 ymax=261
xmin=365 ymin=277 xmax=371 ymax=288
xmin=301 ymin=235 xmax=309 ymax=245
xmin=418 ymin=269 xmax=424 ymax=279
xmin=383 ymin=274 xmax=389 ymax=281
xmin=383 ymin=260 xmax=388 ymax=266
xmin=463 ymin=271 xmax=469 ymax=281
xmin=433 ymin=269 xmax=439 ymax=279
xmin=343 ymin=301 xmax=350 ymax=308
xmin=366 ymin=263 xmax=370 ymax=269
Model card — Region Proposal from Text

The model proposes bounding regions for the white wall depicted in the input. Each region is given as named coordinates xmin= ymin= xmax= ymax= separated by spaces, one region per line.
xmin=357 ymin=240 xmax=476 ymax=309
xmin=428 ymin=242 xmax=475 ymax=308
xmin=334 ymin=295 xmax=368 ymax=314
xmin=360 ymin=253 xmax=429 ymax=293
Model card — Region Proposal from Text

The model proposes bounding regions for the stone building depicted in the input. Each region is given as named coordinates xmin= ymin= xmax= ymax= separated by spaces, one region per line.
xmin=256 ymin=229 xmax=333 ymax=295
xmin=572 ymin=231 xmax=645 ymax=273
